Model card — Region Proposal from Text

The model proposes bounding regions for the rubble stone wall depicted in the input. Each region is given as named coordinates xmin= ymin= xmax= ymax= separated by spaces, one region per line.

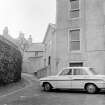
xmin=0 ymin=36 xmax=22 ymax=84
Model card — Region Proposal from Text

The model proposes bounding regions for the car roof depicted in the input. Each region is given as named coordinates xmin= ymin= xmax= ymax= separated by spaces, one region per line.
xmin=63 ymin=67 xmax=89 ymax=69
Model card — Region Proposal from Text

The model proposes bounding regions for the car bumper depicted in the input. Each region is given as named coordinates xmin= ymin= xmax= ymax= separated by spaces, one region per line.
xmin=97 ymin=82 xmax=105 ymax=89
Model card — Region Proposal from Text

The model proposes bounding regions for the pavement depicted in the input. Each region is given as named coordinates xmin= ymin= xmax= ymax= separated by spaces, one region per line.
xmin=0 ymin=79 xmax=25 ymax=97
xmin=0 ymin=73 xmax=35 ymax=98
xmin=0 ymin=73 xmax=39 ymax=105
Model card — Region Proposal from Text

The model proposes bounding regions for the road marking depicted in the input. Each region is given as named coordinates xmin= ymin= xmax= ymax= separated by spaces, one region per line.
xmin=20 ymin=96 xmax=27 ymax=98
xmin=0 ymin=75 xmax=33 ymax=99
xmin=33 ymin=94 xmax=41 ymax=97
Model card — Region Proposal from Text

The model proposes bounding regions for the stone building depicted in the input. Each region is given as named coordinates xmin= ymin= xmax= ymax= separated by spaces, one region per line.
xmin=18 ymin=33 xmax=45 ymax=74
xmin=1 ymin=27 xmax=45 ymax=74
xmin=23 ymin=43 xmax=45 ymax=73
xmin=44 ymin=0 xmax=105 ymax=75
xmin=43 ymin=23 xmax=56 ymax=75
xmin=2 ymin=27 xmax=31 ymax=54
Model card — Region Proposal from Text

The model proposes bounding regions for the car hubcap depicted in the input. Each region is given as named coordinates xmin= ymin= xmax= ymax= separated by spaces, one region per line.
xmin=87 ymin=85 xmax=96 ymax=93
xmin=44 ymin=84 xmax=50 ymax=91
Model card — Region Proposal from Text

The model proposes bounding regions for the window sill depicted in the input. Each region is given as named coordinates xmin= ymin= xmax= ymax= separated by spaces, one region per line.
xmin=68 ymin=17 xmax=80 ymax=21
xmin=70 ymin=50 xmax=81 ymax=53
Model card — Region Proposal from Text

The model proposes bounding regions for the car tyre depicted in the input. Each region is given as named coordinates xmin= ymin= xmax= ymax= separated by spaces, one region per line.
xmin=86 ymin=84 xmax=97 ymax=94
xmin=43 ymin=83 xmax=52 ymax=92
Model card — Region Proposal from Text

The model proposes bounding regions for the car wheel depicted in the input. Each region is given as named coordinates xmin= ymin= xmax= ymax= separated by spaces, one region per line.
xmin=86 ymin=84 xmax=97 ymax=94
xmin=43 ymin=83 xmax=52 ymax=92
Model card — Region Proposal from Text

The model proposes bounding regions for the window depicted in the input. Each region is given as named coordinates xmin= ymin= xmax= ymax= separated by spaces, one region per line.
xmin=71 ymin=41 xmax=80 ymax=50
xmin=89 ymin=68 xmax=98 ymax=75
xmin=70 ymin=10 xmax=79 ymax=18
xmin=48 ymin=56 xmax=51 ymax=65
xmin=69 ymin=29 xmax=80 ymax=51
xmin=70 ymin=0 xmax=79 ymax=10
xmin=73 ymin=69 xmax=88 ymax=75
xmin=69 ymin=62 xmax=83 ymax=67
xmin=71 ymin=30 xmax=80 ymax=40
xmin=60 ymin=69 xmax=72 ymax=75
xmin=70 ymin=0 xmax=79 ymax=18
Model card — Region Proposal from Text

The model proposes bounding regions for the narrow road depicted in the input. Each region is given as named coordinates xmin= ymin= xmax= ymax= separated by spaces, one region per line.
xmin=0 ymin=74 xmax=105 ymax=105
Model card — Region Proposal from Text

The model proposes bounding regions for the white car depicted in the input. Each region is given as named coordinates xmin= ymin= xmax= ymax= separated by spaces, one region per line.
xmin=39 ymin=67 xmax=105 ymax=94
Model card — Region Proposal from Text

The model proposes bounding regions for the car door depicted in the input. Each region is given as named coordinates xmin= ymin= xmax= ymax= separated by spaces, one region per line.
xmin=71 ymin=68 xmax=88 ymax=89
xmin=55 ymin=69 xmax=72 ymax=89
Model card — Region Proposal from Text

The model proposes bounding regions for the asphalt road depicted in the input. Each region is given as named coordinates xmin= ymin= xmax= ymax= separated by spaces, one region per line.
xmin=0 ymin=74 xmax=105 ymax=105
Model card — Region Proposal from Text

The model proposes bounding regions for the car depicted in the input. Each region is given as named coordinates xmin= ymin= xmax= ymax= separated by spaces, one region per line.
xmin=39 ymin=67 xmax=105 ymax=94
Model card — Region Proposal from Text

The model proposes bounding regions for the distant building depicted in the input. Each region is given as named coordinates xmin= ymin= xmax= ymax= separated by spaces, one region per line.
xmin=43 ymin=23 xmax=56 ymax=75
xmin=17 ymin=32 xmax=29 ymax=52
xmin=1 ymin=26 xmax=45 ymax=74
xmin=2 ymin=27 xmax=31 ymax=54
xmin=23 ymin=43 xmax=45 ymax=73
xmin=43 ymin=0 xmax=105 ymax=75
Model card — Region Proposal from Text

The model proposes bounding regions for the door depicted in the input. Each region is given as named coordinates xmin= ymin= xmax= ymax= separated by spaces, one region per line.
xmin=55 ymin=69 xmax=72 ymax=89
xmin=71 ymin=68 xmax=88 ymax=89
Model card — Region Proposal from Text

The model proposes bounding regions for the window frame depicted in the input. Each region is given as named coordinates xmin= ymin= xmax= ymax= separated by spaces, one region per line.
xmin=70 ymin=0 xmax=79 ymax=10
xmin=69 ymin=29 xmax=80 ymax=51
xmin=70 ymin=9 xmax=79 ymax=18
xmin=69 ymin=0 xmax=80 ymax=19
xmin=69 ymin=62 xmax=83 ymax=67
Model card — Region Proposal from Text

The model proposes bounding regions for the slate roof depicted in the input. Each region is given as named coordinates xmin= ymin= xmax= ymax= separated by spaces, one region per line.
xmin=43 ymin=23 xmax=56 ymax=43
xmin=26 ymin=43 xmax=45 ymax=52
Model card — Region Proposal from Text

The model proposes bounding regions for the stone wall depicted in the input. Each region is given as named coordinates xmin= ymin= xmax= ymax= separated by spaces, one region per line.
xmin=0 ymin=36 xmax=22 ymax=84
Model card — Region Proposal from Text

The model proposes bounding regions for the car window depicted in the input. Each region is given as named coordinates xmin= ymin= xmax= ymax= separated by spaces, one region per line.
xmin=60 ymin=69 xmax=72 ymax=75
xmin=73 ymin=69 xmax=88 ymax=75
xmin=89 ymin=68 xmax=98 ymax=75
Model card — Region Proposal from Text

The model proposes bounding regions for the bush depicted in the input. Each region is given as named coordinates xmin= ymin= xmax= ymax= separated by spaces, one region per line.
xmin=0 ymin=38 xmax=22 ymax=85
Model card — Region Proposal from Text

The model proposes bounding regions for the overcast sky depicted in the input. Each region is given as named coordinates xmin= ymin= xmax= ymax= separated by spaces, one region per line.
xmin=0 ymin=0 xmax=56 ymax=42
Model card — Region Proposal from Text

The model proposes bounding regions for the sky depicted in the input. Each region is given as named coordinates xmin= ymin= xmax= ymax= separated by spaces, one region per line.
xmin=0 ymin=0 xmax=56 ymax=42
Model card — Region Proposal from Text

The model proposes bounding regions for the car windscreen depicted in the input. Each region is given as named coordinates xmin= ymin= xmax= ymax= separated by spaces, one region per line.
xmin=59 ymin=69 xmax=72 ymax=75
xmin=89 ymin=68 xmax=98 ymax=75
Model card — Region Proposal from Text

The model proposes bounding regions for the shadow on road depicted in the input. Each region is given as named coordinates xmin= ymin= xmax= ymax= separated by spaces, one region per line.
xmin=41 ymin=89 xmax=105 ymax=95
